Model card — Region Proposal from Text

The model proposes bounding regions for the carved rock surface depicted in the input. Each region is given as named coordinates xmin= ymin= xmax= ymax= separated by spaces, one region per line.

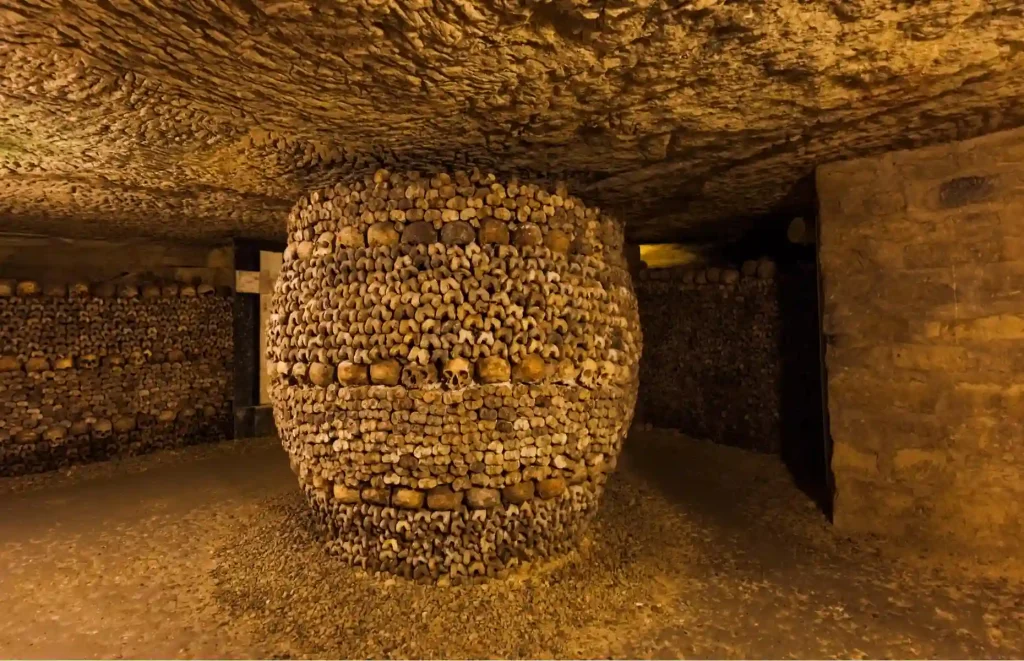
xmin=268 ymin=169 xmax=642 ymax=580
xmin=0 ymin=2 xmax=1022 ymax=243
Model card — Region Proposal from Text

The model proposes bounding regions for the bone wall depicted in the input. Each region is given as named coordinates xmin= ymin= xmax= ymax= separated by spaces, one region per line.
xmin=0 ymin=277 xmax=234 ymax=477
xmin=634 ymin=259 xmax=825 ymax=479
xmin=269 ymin=168 xmax=641 ymax=582
xmin=818 ymin=127 xmax=1024 ymax=557
xmin=635 ymin=261 xmax=783 ymax=452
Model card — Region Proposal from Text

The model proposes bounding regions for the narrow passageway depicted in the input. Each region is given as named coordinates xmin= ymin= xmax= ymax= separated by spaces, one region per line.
xmin=1 ymin=434 xmax=1018 ymax=659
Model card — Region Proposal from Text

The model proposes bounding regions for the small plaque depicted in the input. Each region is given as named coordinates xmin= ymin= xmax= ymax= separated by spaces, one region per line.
xmin=235 ymin=270 xmax=259 ymax=294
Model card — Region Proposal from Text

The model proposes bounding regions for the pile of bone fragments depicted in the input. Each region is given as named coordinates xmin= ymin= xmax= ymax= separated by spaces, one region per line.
xmin=0 ymin=279 xmax=233 ymax=476
xmin=268 ymin=168 xmax=642 ymax=582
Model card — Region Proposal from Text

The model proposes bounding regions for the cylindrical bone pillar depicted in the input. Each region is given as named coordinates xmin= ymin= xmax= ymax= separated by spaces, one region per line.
xmin=267 ymin=168 xmax=642 ymax=581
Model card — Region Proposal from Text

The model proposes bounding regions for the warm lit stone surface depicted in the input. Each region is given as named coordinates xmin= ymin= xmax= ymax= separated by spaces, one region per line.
xmin=1 ymin=1 xmax=1022 ymax=242
xmin=818 ymin=126 xmax=1024 ymax=554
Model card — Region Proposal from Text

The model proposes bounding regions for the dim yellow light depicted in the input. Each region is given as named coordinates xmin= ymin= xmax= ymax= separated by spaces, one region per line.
xmin=639 ymin=243 xmax=699 ymax=268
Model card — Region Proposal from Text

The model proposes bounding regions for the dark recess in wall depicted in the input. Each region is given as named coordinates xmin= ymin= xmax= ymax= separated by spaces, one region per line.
xmin=636 ymin=220 xmax=828 ymax=510
xmin=233 ymin=237 xmax=285 ymax=439
xmin=777 ymin=260 xmax=828 ymax=512
xmin=717 ymin=214 xmax=828 ymax=510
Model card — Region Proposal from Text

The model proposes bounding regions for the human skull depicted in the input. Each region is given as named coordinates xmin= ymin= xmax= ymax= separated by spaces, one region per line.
xmin=544 ymin=229 xmax=572 ymax=254
xmin=337 ymin=362 xmax=369 ymax=386
xmin=53 ymin=356 xmax=74 ymax=370
xmin=314 ymin=232 xmax=335 ymax=257
xmin=113 ymin=415 xmax=136 ymax=433
xmin=367 ymin=222 xmax=399 ymax=247
xmin=440 ymin=221 xmax=476 ymax=246
xmin=68 ymin=420 xmax=91 ymax=437
xmin=291 ymin=362 xmax=308 ymax=383
xmin=511 ymin=354 xmax=545 ymax=383
xmin=128 ymin=350 xmax=145 ymax=367
xmin=43 ymin=426 xmax=67 ymax=444
xmin=179 ymin=284 xmax=197 ymax=297
xmin=478 ymin=219 xmax=510 ymax=245
xmin=336 ymin=226 xmax=365 ymax=248
xmin=103 ymin=354 xmax=125 ymax=368
xmin=78 ymin=354 xmax=99 ymax=369
xmin=16 ymin=429 xmax=39 ymax=445
xmin=0 ymin=355 xmax=22 ymax=372
xmin=308 ymin=362 xmax=334 ymax=387
xmin=69 ymin=282 xmax=90 ymax=297
xmin=16 ymin=280 xmax=40 ymax=297
xmin=554 ymin=359 xmax=578 ymax=385
xmin=599 ymin=360 xmax=619 ymax=384
xmin=401 ymin=363 xmax=437 ymax=388
xmin=141 ymin=284 xmax=161 ymax=299
xmin=512 ymin=224 xmax=543 ymax=247
xmin=477 ymin=356 xmax=511 ymax=384
xmin=162 ymin=283 xmax=179 ymax=297
xmin=442 ymin=357 xmax=472 ymax=388
xmin=370 ymin=360 xmax=401 ymax=386
xmin=118 ymin=284 xmax=139 ymax=298
xmin=92 ymin=418 xmax=113 ymax=440
xmin=197 ymin=283 xmax=215 ymax=297
xmin=25 ymin=357 xmax=50 ymax=373
xmin=402 ymin=221 xmax=437 ymax=245
xmin=0 ymin=279 xmax=14 ymax=297
xmin=578 ymin=358 xmax=599 ymax=389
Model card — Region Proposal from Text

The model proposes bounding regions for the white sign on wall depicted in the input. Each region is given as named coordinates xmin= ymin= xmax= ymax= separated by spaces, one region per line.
xmin=235 ymin=269 xmax=260 ymax=294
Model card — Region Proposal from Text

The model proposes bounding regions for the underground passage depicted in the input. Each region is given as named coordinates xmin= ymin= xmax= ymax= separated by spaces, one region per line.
xmin=0 ymin=1 xmax=1022 ymax=658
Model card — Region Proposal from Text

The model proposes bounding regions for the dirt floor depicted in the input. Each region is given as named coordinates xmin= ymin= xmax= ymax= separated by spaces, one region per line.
xmin=0 ymin=431 xmax=1021 ymax=659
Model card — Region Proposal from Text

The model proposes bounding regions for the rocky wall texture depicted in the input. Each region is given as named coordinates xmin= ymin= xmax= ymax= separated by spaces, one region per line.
xmin=818 ymin=126 xmax=1024 ymax=556
xmin=267 ymin=168 xmax=641 ymax=581
xmin=0 ymin=280 xmax=234 ymax=477
xmin=0 ymin=237 xmax=234 ymax=290
xmin=2 ymin=2 xmax=1023 ymax=243
xmin=635 ymin=260 xmax=782 ymax=453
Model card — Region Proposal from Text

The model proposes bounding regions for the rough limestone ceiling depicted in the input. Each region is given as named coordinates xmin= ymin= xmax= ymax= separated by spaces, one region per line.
xmin=0 ymin=0 xmax=1022 ymax=243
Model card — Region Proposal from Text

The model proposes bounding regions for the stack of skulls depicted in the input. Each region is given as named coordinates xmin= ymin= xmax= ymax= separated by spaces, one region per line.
xmin=634 ymin=258 xmax=783 ymax=453
xmin=267 ymin=168 xmax=642 ymax=582
xmin=0 ymin=280 xmax=233 ymax=476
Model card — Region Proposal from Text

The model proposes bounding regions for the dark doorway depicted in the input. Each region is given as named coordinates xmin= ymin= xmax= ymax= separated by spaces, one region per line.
xmin=635 ymin=216 xmax=831 ymax=514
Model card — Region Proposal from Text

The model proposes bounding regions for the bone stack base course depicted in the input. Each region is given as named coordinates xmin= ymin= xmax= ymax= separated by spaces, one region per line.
xmin=267 ymin=168 xmax=642 ymax=582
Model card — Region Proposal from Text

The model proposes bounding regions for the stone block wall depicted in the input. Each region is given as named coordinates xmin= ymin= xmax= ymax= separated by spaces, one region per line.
xmin=0 ymin=240 xmax=236 ymax=477
xmin=818 ymin=127 xmax=1024 ymax=554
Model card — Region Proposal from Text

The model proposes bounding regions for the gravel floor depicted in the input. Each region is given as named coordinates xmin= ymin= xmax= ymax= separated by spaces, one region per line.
xmin=0 ymin=432 xmax=1020 ymax=659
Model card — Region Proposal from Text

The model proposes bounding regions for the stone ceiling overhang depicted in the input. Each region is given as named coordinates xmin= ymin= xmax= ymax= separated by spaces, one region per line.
xmin=0 ymin=0 xmax=1021 ymax=244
